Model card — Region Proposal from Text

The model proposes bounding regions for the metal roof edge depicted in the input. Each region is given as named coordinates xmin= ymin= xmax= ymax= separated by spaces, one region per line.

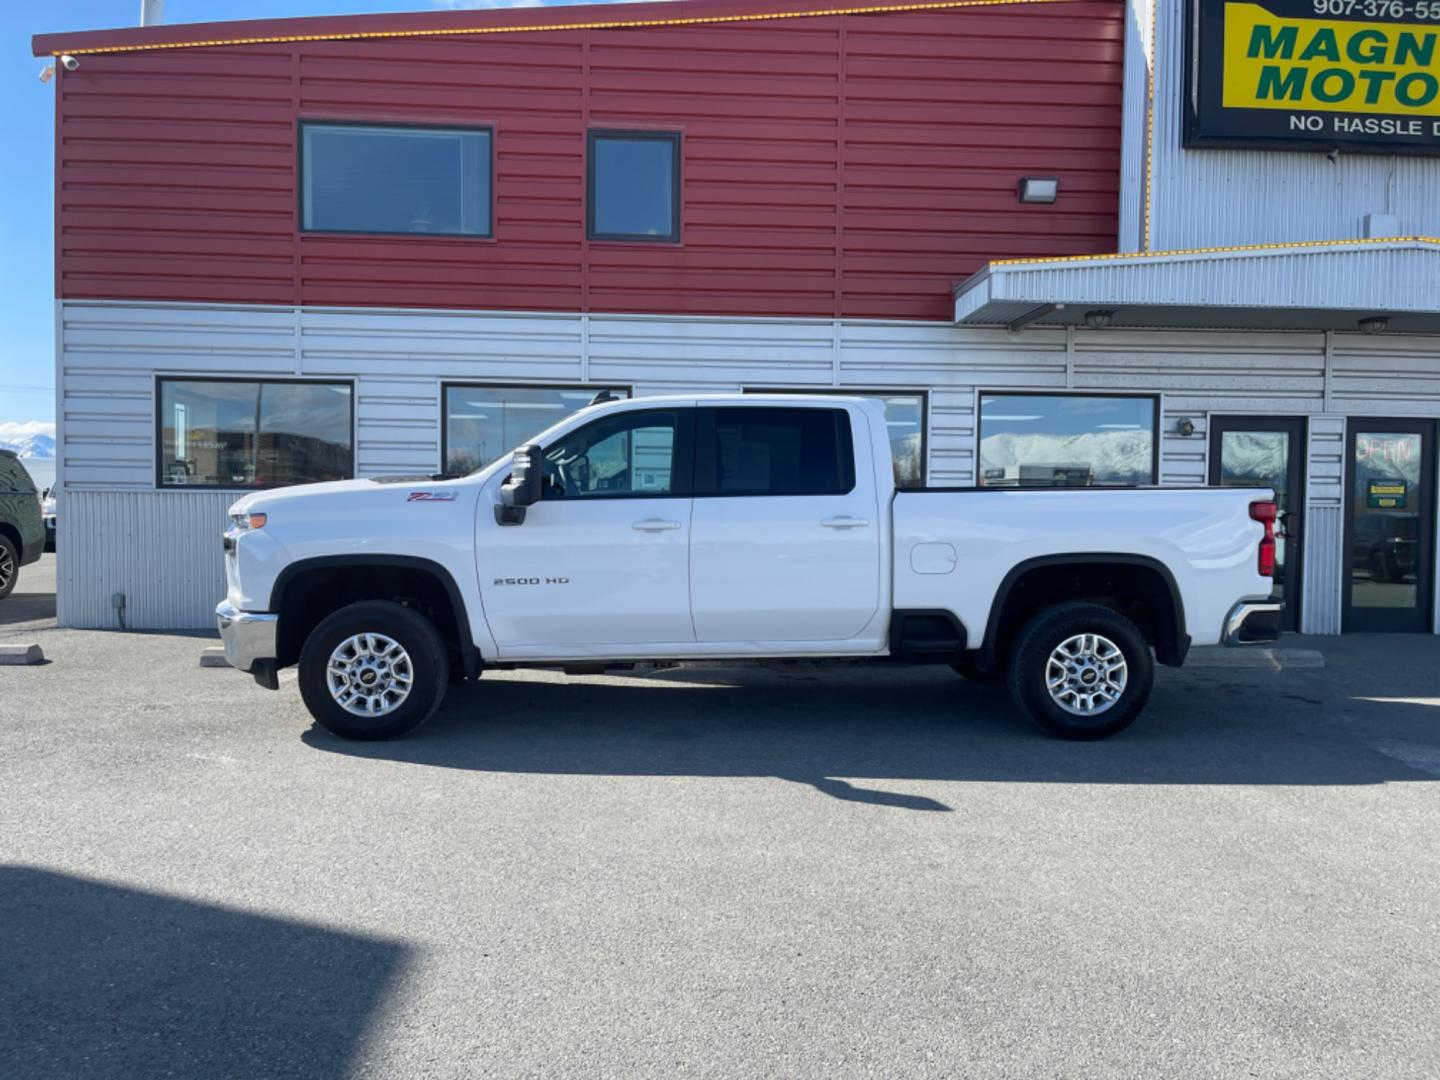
xmin=982 ymin=236 xmax=1440 ymax=272
xmin=32 ymin=0 xmax=1082 ymax=57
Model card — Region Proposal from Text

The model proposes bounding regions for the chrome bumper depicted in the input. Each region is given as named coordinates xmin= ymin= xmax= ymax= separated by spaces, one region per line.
xmin=1222 ymin=597 xmax=1283 ymax=646
xmin=216 ymin=600 xmax=278 ymax=672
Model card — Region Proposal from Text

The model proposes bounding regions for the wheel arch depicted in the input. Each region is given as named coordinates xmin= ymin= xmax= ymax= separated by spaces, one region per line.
xmin=980 ymin=554 xmax=1189 ymax=669
xmin=269 ymin=554 xmax=478 ymax=678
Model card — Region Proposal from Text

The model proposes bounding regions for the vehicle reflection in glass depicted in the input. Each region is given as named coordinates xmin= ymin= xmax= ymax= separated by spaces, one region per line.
xmin=1351 ymin=432 xmax=1422 ymax=611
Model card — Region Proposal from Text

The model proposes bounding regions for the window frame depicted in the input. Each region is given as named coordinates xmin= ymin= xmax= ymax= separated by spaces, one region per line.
xmin=538 ymin=407 xmax=696 ymax=501
xmin=298 ymin=120 xmax=496 ymax=240
xmin=975 ymin=389 xmax=1161 ymax=488
xmin=744 ymin=387 xmax=928 ymax=488
xmin=154 ymin=375 xmax=357 ymax=492
xmin=440 ymin=382 xmax=634 ymax=476
xmin=694 ymin=405 xmax=857 ymax=498
xmin=586 ymin=129 xmax=683 ymax=244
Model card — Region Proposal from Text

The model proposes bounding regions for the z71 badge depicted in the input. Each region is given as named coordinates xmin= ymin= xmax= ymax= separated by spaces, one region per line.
xmin=407 ymin=491 xmax=457 ymax=502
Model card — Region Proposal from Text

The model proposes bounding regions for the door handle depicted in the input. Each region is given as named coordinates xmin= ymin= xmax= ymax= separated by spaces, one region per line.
xmin=821 ymin=516 xmax=870 ymax=529
xmin=632 ymin=518 xmax=681 ymax=531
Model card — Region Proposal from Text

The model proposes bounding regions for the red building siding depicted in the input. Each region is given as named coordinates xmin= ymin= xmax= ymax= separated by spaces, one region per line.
xmin=46 ymin=0 xmax=1123 ymax=322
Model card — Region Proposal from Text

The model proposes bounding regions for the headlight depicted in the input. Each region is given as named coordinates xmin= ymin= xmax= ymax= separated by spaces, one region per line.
xmin=229 ymin=511 xmax=268 ymax=531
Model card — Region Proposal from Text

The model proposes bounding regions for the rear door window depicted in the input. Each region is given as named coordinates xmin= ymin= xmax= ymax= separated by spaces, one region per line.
xmin=697 ymin=407 xmax=855 ymax=496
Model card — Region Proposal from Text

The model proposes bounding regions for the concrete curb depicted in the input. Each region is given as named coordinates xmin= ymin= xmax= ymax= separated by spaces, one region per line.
xmin=1184 ymin=647 xmax=1325 ymax=670
xmin=199 ymin=647 xmax=231 ymax=669
xmin=0 ymin=643 xmax=46 ymax=665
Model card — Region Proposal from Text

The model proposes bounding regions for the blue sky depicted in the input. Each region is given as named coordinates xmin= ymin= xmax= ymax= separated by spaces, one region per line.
xmin=0 ymin=0 xmax=643 ymax=432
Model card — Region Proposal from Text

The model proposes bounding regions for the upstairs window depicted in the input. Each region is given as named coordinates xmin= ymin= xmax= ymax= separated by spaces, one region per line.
xmin=301 ymin=123 xmax=493 ymax=237
xmin=588 ymin=131 xmax=680 ymax=242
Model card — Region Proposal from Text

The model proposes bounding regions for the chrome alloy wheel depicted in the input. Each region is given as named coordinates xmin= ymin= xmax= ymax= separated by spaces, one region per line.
xmin=327 ymin=633 xmax=414 ymax=718
xmin=0 ymin=545 xmax=13 ymax=591
xmin=1045 ymin=633 xmax=1128 ymax=716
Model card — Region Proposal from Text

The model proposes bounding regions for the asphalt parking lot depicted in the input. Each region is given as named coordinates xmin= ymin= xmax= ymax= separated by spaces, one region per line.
xmin=3 ymin=554 xmax=1439 ymax=1079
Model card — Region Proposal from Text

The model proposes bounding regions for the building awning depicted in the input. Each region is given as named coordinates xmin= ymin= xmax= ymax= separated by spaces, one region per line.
xmin=953 ymin=238 xmax=1440 ymax=333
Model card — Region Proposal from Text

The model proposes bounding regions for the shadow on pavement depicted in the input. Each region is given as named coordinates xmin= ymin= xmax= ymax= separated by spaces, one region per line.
xmin=0 ymin=866 xmax=407 ymax=1080
xmin=301 ymin=657 xmax=1440 ymax=806
xmin=0 ymin=584 xmax=56 ymax=627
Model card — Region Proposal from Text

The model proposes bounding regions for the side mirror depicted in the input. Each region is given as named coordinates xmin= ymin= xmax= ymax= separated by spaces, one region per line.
xmin=495 ymin=443 xmax=544 ymax=525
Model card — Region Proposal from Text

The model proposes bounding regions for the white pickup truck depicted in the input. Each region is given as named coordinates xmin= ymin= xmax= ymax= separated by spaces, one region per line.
xmin=217 ymin=394 xmax=1281 ymax=741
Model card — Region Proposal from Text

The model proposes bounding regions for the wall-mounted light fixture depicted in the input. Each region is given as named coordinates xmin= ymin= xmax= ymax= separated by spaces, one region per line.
xmin=1083 ymin=309 xmax=1114 ymax=329
xmin=1017 ymin=177 xmax=1059 ymax=204
xmin=1177 ymin=418 xmax=1196 ymax=438
xmin=1358 ymin=316 xmax=1388 ymax=335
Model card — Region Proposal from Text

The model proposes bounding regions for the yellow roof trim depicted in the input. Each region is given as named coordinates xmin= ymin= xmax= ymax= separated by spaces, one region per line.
xmin=51 ymin=0 xmax=1075 ymax=56
xmin=988 ymin=236 xmax=1440 ymax=269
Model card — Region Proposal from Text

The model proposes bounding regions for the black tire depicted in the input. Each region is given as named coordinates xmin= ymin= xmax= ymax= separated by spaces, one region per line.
xmin=298 ymin=600 xmax=449 ymax=740
xmin=1006 ymin=602 xmax=1153 ymax=741
xmin=951 ymin=655 xmax=1005 ymax=685
xmin=0 ymin=535 xmax=18 ymax=600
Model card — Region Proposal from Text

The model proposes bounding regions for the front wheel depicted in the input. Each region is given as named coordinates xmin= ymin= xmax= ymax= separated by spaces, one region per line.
xmin=1007 ymin=603 xmax=1153 ymax=740
xmin=298 ymin=600 xmax=450 ymax=740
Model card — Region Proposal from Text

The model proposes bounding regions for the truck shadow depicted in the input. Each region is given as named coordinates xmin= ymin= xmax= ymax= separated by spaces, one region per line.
xmin=301 ymin=661 xmax=1440 ymax=809
xmin=0 ymin=865 xmax=408 ymax=1080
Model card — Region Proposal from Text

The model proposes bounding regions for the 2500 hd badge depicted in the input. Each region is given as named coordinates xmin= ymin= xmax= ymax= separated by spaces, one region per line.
xmin=493 ymin=577 xmax=570 ymax=586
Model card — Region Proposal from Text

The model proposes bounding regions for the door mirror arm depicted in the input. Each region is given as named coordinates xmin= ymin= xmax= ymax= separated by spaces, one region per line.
xmin=496 ymin=443 xmax=544 ymax=526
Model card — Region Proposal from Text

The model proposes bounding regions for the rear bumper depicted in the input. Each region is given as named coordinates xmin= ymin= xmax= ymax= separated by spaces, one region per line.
xmin=216 ymin=600 xmax=278 ymax=673
xmin=1222 ymin=596 xmax=1283 ymax=646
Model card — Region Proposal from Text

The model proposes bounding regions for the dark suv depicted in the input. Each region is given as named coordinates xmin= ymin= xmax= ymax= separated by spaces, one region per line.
xmin=0 ymin=450 xmax=44 ymax=599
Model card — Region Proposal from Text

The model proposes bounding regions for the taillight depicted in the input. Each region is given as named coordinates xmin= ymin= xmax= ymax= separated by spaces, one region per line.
xmin=1250 ymin=500 xmax=1276 ymax=577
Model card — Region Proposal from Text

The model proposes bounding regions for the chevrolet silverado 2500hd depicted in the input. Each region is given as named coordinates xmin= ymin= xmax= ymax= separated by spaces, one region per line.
xmin=217 ymin=394 xmax=1282 ymax=741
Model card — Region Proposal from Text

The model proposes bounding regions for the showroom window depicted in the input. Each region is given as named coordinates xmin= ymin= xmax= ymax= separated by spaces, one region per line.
xmin=698 ymin=407 xmax=855 ymax=496
xmin=301 ymin=123 xmax=493 ymax=237
xmin=158 ymin=379 xmax=354 ymax=489
xmin=442 ymin=385 xmax=630 ymax=475
xmin=588 ymin=131 xmax=681 ymax=242
xmin=977 ymin=393 xmax=1158 ymax=487
xmin=746 ymin=389 xmax=926 ymax=487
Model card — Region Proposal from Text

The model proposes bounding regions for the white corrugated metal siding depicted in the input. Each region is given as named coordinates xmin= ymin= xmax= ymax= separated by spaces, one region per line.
xmin=57 ymin=300 xmax=1440 ymax=631
xmin=1139 ymin=2 xmax=1440 ymax=251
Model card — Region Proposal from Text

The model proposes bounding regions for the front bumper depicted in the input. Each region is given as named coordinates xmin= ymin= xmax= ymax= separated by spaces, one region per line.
xmin=1222 ymin=596 xmax=1283 ymax=646
xmin=216 ymin=600 xmax=278 ymax=673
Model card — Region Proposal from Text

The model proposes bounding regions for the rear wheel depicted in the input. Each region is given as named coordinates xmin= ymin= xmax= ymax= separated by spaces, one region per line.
xmin=1007 ymin=603 xmax=1153 ymax=740
xmin=298 ymin=600 xmax=449 ymax=740
xmin=0 ymin=535 xmax=17 ymax=600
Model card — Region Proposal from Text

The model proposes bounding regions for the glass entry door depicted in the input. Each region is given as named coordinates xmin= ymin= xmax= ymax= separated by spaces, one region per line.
xmin=1344 ymin=420 xmax=1436 ymax=633
xmin=1210 ymin=417 xmax=1306 ymax=631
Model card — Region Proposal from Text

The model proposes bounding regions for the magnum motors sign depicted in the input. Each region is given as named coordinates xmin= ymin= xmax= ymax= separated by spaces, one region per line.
xmin=1185 ymin=0 xmax=1440 ymax=154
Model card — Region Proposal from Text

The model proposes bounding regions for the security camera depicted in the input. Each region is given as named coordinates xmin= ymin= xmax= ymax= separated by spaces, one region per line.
xmin=60 ymin=55 xmax=79 ymax=72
